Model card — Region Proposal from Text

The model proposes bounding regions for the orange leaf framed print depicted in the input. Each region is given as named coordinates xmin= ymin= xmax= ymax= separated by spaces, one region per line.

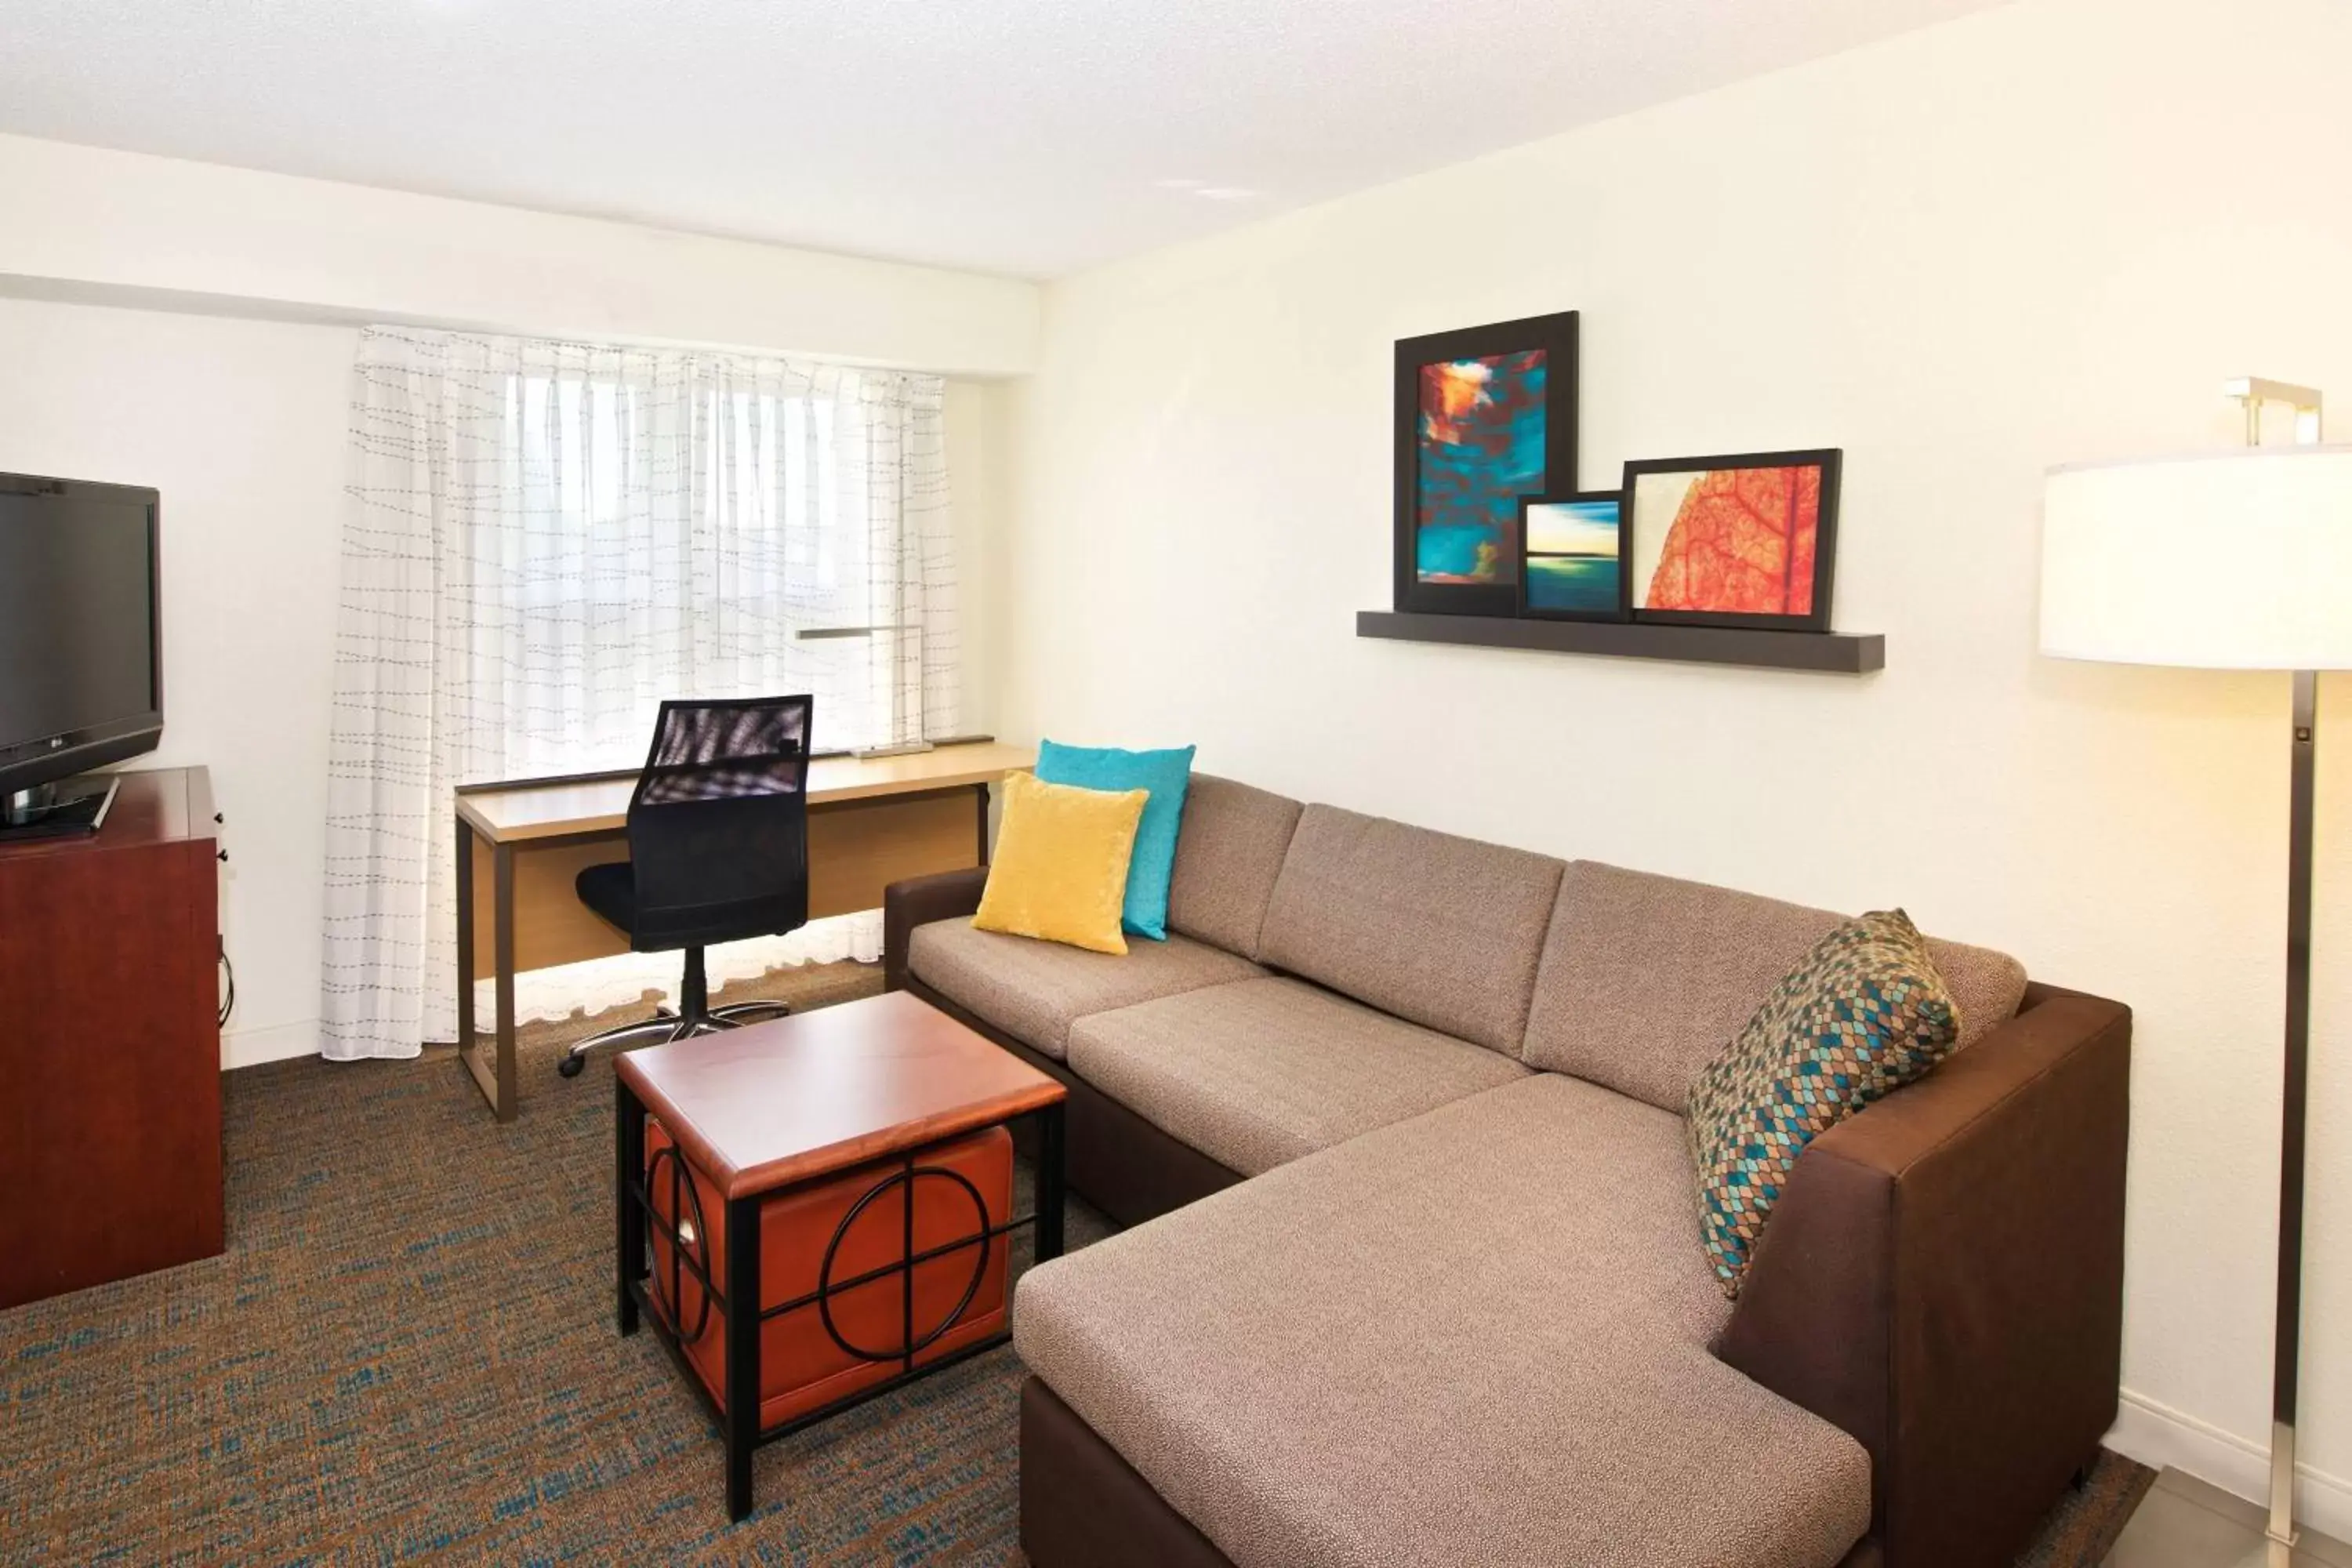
xmin=1624 ymin=449 xmax=1841 ymax=632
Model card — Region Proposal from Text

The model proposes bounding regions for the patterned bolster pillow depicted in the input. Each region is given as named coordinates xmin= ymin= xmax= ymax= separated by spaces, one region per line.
xmin=1686 ymin=909 xmax=1962 ymax=1298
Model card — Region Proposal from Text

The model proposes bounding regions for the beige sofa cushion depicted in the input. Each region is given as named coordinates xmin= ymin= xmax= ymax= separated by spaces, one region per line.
xmin=1523 ymin=861 xmax=2031 ymax=1110
xmin=1014 ymin=1073 xmax=1871 ymax=1568
xmin=1065 ymin=977 xmax=1526 ymax=1177
xmin=1257 ymin=805 xmax=1565 ymax=1054
xmin=1165 ymin=774 xmax=1305 ymax=960
xmin=906 ymin=919 xmax=1263 ymax=1060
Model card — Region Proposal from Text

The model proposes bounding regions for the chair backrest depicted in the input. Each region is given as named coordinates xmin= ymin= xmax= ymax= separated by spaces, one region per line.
xmin=624 ymin=696 xmax=813 ymax=935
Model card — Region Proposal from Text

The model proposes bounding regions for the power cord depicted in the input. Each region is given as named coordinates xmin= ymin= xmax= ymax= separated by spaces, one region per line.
xmin=213 ymin=809 xmax=234 ymax=1029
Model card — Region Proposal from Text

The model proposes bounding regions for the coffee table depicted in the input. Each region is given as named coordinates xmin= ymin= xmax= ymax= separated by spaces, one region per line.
xmin=613 ymin=989 xmax=1069 ymax=1522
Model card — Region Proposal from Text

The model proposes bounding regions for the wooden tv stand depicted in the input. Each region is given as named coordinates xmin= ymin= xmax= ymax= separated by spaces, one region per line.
xmin=0 ymin=767 xmax=224 ymax=1309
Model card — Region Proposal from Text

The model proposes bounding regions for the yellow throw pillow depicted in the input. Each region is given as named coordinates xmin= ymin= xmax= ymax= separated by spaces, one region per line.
xmin=972 ymin=772 xmax=1150 ymax=955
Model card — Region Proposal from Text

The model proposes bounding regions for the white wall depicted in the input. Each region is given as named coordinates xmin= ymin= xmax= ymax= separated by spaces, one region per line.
xmin=945 ymin=378 xmax=1015 ymax=735
xmin=1001 ymin=0 xmax=2352 ymax=1527
xmin=0 ymin=134 xmax=1040 ymax=376
xmin=0 ymin=299 xmax=355 ymax=1069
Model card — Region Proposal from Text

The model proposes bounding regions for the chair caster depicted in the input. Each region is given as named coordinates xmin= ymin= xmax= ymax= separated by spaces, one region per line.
xmin=557 ymin=1054 xmax=586 ymax=1078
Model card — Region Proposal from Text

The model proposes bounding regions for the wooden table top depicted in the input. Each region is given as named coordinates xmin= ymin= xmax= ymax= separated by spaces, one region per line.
xmin=456 ymin=741 xmax=1034 ymax=844
xmin=0 ymin=767 xmax=216 ymax=862
xmin=614 ymin=991 xmax=1065 ymax=1199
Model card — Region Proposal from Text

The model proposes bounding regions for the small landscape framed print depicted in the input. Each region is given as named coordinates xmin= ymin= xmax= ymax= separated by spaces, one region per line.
xmin=1392 ymin=311 xmax=1579 ymax=618
xmin=1516 ymin=491 xmax=1627 ymax=622
xmin=1624 ymin=448 xmax=1841 ymax=632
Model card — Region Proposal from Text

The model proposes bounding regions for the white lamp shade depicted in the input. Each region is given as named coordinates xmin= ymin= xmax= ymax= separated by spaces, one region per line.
xmin=2041 ymin=446 xmax=2352 ymax=670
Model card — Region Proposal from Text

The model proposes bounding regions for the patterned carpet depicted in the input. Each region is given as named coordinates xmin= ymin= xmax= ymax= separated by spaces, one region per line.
xmin=0 ymin=962 xmax=2150 ymax=1565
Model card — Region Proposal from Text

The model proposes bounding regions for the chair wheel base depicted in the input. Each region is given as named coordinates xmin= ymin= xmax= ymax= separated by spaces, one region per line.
xmin=556 ymin=982 xmax=795 ymax=1082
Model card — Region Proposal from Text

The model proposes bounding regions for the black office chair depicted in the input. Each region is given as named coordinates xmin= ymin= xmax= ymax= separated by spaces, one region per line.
xmin=557 ymin=695 xmax=815 ymax=1079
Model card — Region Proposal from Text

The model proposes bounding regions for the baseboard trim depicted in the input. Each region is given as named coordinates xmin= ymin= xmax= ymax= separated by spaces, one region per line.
xmin=221 ymin=1018 xmax=318 ymax=1070
xmin=2108 ymin=1386 xmax=2352 ymax=1541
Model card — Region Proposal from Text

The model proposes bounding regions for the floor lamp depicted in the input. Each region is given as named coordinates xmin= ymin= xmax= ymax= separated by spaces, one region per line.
xmin=2040 ymin=380 xmax=2351 ymax=1564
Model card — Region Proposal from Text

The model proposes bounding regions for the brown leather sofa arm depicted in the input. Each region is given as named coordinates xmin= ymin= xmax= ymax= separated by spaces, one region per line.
xmin=883 ymin=867 xmax=990 ymax=991
xmin=1713 ymin=984 xmax=2131 ymax=1568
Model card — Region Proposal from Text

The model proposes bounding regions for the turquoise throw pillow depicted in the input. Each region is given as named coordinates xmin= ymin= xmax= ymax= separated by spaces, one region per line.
xmin=1034 ymin=740 xmax=1196 ymax=941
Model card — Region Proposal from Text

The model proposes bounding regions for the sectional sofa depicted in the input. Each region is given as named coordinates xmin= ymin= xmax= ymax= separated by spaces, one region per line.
xmin=881 ymin=775 xmax=2131 ymax=1568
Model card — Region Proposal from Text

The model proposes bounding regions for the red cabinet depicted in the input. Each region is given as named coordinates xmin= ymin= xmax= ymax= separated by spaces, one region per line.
xmin=0 ymin=768 xmax=223 ymax=1309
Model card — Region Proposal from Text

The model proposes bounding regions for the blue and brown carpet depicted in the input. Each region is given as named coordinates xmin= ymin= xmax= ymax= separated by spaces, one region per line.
xmin=2 ymin=963 xmax=2150 ymax=1564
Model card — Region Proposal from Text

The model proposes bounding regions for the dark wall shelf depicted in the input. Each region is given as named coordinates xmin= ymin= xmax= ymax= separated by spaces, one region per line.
xmin=1356 ymin=611 xmax=1885 ymax=674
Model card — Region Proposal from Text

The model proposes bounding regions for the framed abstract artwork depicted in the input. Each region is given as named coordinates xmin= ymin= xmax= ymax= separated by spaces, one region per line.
xmin=1393 ymin=312 xmax=1578 ymax=617
xmin=1516 ymin=491 xmax=1627 ymax=622
xmin=1624 ymin=449 xmax=1842 ymax=632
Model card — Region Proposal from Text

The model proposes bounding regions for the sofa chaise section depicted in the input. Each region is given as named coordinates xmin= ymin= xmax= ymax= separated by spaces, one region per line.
xmin=1014 ymin=1073 xmax=1876 ymax=1568
xmin=1016 ymin=975 xmax=2129 ymax=1568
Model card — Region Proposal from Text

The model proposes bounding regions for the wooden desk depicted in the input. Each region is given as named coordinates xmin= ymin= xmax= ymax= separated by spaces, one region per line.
xmin=454 ymin=741 xmax=1032 ymax=1120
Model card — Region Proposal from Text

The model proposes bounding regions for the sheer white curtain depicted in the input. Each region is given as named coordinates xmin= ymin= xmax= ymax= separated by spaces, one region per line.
xmin=321 ymin=328 xmax=958 ymax=1060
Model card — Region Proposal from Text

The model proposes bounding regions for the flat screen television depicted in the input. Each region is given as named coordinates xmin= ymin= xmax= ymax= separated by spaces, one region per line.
xmin=0 ymin=474 xmax=164 ymax=804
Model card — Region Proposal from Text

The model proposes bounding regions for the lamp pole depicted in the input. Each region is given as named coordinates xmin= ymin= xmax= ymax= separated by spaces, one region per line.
xmin=2231 ymin=376 xmax=2325 ymax=1567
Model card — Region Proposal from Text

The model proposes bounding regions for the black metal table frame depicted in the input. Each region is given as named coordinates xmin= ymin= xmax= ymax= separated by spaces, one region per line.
xmin=615 ymin=1077 xmax=1066 ymax=1523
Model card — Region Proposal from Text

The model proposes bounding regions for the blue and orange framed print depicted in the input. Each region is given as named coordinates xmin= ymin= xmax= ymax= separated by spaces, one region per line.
xmin=1392 ymin=312 xmax=1579 ymax=618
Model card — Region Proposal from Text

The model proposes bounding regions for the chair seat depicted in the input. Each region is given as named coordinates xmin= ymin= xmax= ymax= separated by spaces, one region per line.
xmin=575 ymin=861 xmax=807 ymax=953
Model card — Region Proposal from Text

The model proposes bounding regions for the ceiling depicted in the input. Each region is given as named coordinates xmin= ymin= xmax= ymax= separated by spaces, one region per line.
xmin=0 ymin=0 xmax=2009 ymax=280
